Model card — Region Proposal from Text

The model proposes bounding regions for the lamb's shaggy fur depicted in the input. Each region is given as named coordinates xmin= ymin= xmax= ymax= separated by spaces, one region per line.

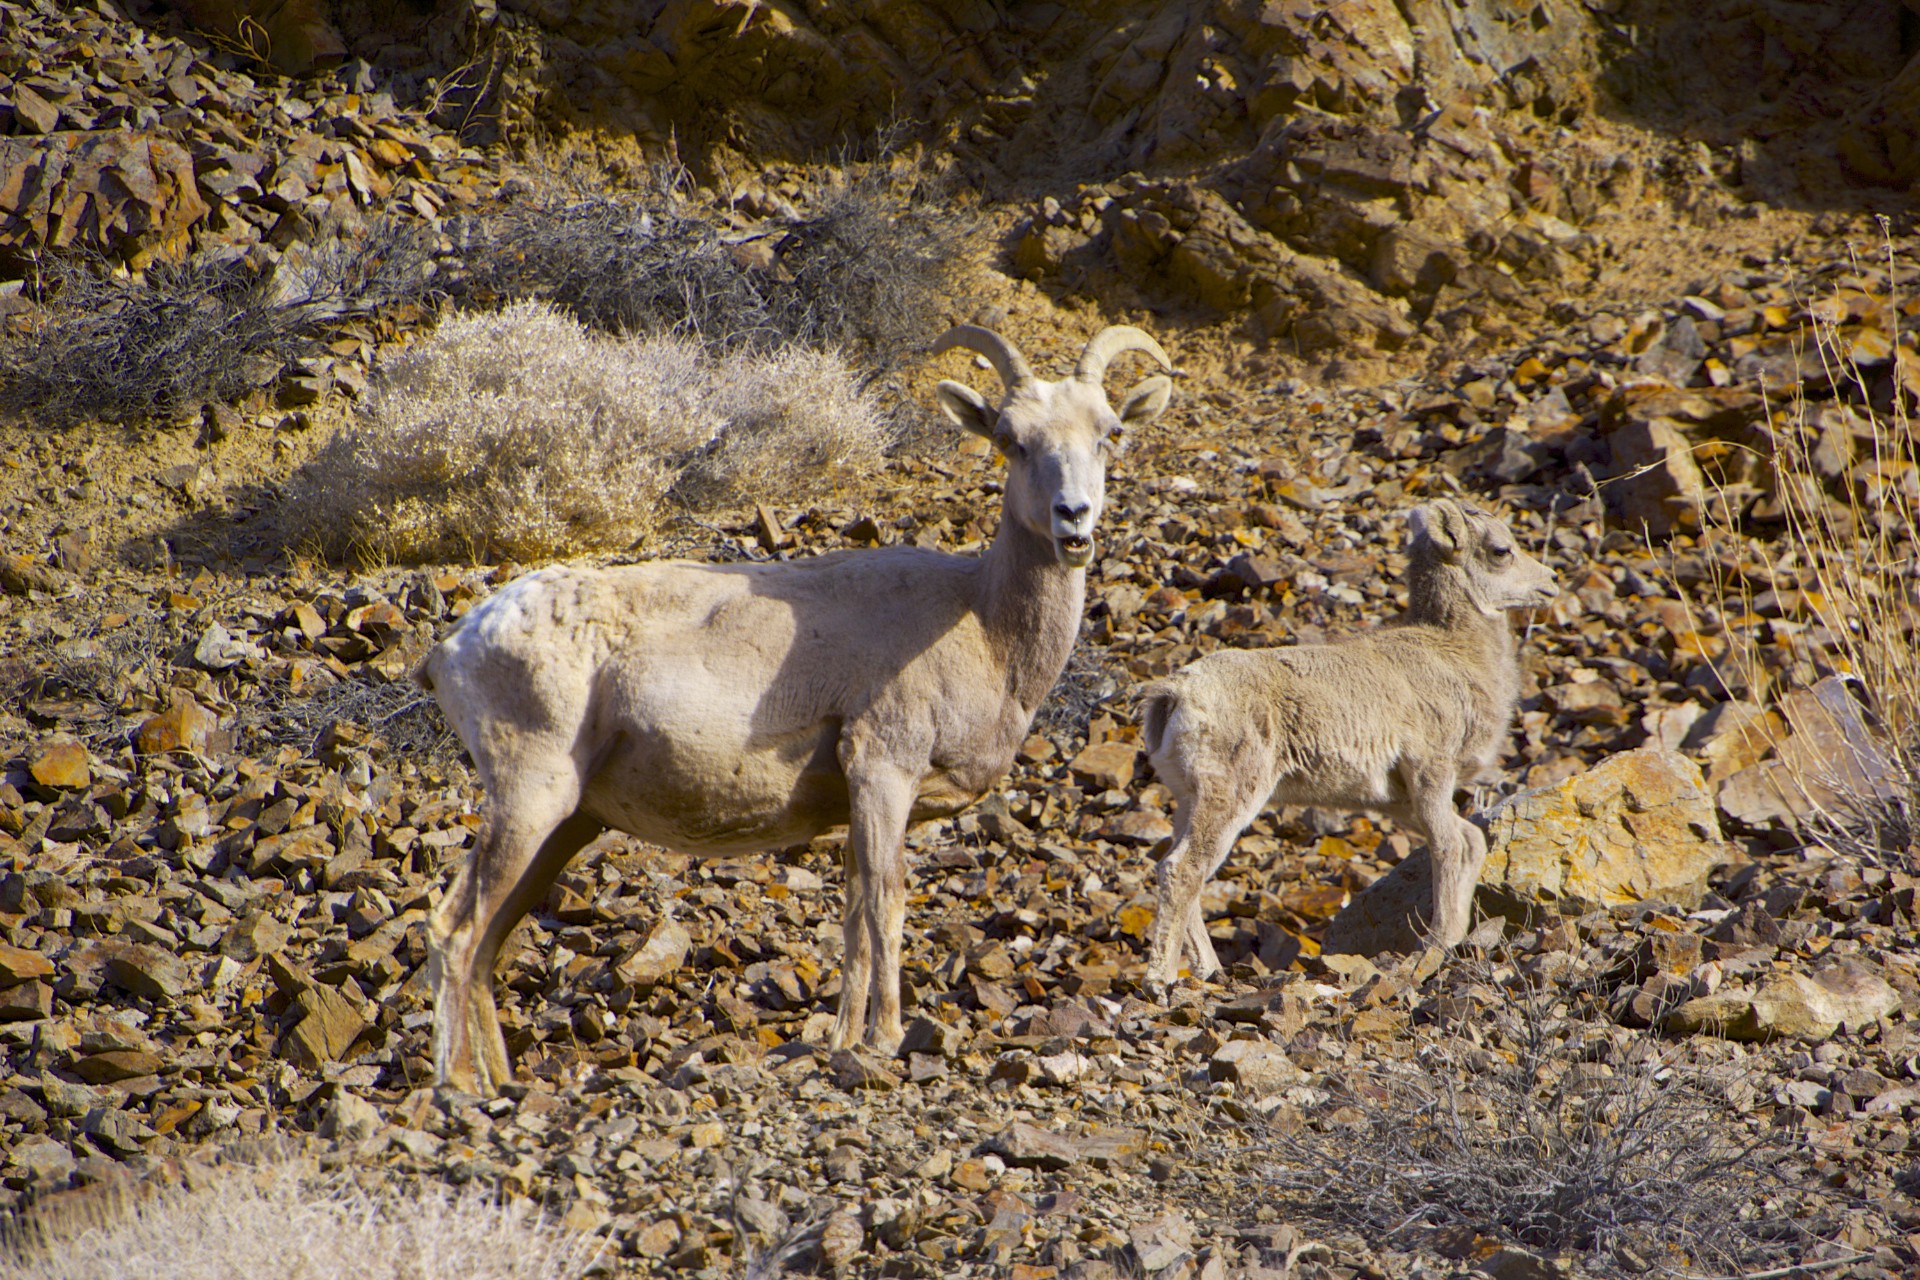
xmin=1138 ymin=500 xmax=1556 ymax=995
xmin=418 ymin=324 xmax=1173 ymax=1094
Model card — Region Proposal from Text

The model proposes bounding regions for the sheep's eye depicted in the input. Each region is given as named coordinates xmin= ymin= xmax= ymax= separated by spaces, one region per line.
xmin=1490 ymin=545 xmax=1515 ymax=561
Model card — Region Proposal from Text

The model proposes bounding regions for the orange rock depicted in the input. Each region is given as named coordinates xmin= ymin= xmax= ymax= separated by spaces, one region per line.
xmin=29 ymin=739 xmax=89 ymax=790
xmin=136 ymin=698 xmax=219 ymax=755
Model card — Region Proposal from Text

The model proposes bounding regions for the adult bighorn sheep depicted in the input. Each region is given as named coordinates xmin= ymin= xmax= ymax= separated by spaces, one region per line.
xmin=1138 ymin=500 xmax=1556 ymax=997
xmin=419 ymin=324 xmax=1173 ymax=1094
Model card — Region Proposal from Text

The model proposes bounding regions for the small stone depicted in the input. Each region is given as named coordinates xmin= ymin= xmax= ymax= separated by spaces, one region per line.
xmin=8 ymin=1136 xmax=75 ymax=1184
xmin=631 ymin=1218 xmax=683 ymax=1258
xmin=220 ymin=911 xmax=293 ymax=962
xmin=0 ymin=942 xmax=55 ymax=985
xmin=104 ymin=943 xmax=195 ymax=1002
xmin=0 ymin=553 xmax=64 ymax=596
xmin=1127 ymin=1210 xmax=1196 ymax=1273
xmin=615 ymin=918 xmax=691 ymax=988
xmin=0 ymin=980 xmax=51 ymax=1022
xmin=817 ymin=1203 xmax=864 ymax=1270
xmin=75 ymin=1048 xmax=168 ymax=1083
xmin=951 ymin=1156 xmax=997 ymax=1191
xmin=1208 ymin=1040 xmax=1305 ymax=1098
xmin=1101 ymin=808 xmax=1174 ymax=846
xmin=321 ymin=1091 xmax=382 ymax=1142
xmin=1067 ymin=740 xmax=1137 ymax=791
xmin=11 ymin=84 xmax=60 ymax=134
xmin=135 ymin=698 xmax=221 ymax=755
xmin=29 ymin=740 xmax=90 ymax=791
xmin=193 ymin=622 xmax=259 ymax=670
xmin=986 ymin=1120 xmax=1079 ymax=1169
xmin=828 ymin=1048 xmax=900 ymax=1091
xmin=280 ymin=984 xmax=370 ymax=1067
xmin=900 ymin=1015 xmax=967 ymax=1058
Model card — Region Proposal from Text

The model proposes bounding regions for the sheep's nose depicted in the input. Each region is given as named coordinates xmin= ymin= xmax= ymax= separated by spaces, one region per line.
xmin=1054 ymin=501 xmax=1090 ymax=523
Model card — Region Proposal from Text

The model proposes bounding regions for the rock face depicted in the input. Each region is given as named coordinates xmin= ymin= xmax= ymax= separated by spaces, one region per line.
xmin=1326 ymin=748 xmax=1730 ymax=955
xmin=463 ymin=0 xmax=1920 ymax=358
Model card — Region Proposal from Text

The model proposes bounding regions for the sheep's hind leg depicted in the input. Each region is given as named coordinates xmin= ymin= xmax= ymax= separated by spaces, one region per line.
xmin=431 ymin=782 xmax=600 ymax=1096
xmin=1146 ymin=775 xmax=1268 ymax=1000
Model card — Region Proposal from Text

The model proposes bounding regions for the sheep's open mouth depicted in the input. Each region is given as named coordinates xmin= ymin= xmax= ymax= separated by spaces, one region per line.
xmin=1058 ymin=533 xmax=1093 ymax=564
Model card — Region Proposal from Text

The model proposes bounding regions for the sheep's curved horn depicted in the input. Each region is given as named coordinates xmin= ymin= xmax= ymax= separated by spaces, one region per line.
xmin=932 ymin=325 xmax=1033 ymax=391
xmin=1075 ymin=325 xmax=1172 ymax=384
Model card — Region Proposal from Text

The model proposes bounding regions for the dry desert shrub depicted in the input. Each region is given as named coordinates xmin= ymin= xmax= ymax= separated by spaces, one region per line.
xmin=286 ymin=301 xmax=892 ymax=564
xmin=0 ymin=223 xmax=433 ymax=429
xmin=0 ymin=1156 xmax=600 ymax=1280
xmin=1255 ymin=969 xmax=1819 ymax=1276
xmin=448 ymin=153 xmax=967 ymax=369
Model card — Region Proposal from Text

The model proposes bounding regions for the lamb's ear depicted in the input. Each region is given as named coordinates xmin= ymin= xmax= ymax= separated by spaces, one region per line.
xmin=1411 ymin=500 xmax=1469 ymax=561
xmin=936 ymin=380 xmax=998 ymax=441
xmin=1118 ymin=376 xmax=1173 ymax=426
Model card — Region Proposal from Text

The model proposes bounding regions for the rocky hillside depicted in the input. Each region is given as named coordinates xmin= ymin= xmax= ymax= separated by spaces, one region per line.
xmin=0 ymin=1 xmax=1918 ymax=1278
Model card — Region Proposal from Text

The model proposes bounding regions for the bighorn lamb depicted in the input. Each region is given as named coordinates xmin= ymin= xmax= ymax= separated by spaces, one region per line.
xmin=1138 ymin=500 xmax=1555 ymax=995
xmin=418 ymin=325 xmax=1173 ymax=1094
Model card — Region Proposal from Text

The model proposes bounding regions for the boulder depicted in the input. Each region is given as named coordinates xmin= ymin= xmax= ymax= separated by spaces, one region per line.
xmin=1666 ymin=961 xmax=1902 ymax=1041
xmin=1326 ymin=748 xmax=1729 ymax=955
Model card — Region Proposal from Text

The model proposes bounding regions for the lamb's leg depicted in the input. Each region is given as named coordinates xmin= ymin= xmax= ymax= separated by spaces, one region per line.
xmin=830 ymin=756 xmax=915 ymax=1055
xmin=1183 ymin=891 xmax=1219 ymax=983
xmin=1412 ymin=771 xmax=1481 ymax=949
xmin=431 ymin=780 xmax=599 ymax=1095
xmin=1146 ymin=776 xmax=1267 ymax=1000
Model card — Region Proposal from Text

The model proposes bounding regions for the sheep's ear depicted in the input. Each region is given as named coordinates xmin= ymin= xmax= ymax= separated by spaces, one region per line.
xmin=936 ymin=380 xmax=999 ymax=441
xmin=1411 ymin=500 xmax=1470 ymax=561
xmin=1118 ymin=376 xmax=1172 ymax=426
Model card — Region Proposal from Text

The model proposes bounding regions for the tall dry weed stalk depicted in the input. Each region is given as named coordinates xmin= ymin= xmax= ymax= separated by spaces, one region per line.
xmin=1695 ymin=243 xmax=1920 ymax=869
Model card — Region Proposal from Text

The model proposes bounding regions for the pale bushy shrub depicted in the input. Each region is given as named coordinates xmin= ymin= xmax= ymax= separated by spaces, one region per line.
xmin=290 ymin=302 xmax=892 ymax=564
xmin=0 ymin=1158 xmax=600 ymax=1280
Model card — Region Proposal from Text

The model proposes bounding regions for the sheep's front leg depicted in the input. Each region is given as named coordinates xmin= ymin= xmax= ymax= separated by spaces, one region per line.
xmin=830 ymin=758 xmax=915 ymax=1055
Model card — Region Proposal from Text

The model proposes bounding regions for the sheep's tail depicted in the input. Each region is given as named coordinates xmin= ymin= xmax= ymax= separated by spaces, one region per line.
xmin=1138 ymin=680 xmax=1180 ymax=760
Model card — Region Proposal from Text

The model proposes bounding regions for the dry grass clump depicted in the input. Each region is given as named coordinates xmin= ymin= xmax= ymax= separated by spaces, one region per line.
xmin=448 ymin=157 xmax=967 ymax=368
xmin=287 ymin=301 xmax=891 ymax=564
xmin=1255 ymin=971 xmax=1817 ymax=1276
xmin=0 ymin=224 xmax=433 ymax=429
xmin=0 ymin=1156 xmax=600 ymax=1280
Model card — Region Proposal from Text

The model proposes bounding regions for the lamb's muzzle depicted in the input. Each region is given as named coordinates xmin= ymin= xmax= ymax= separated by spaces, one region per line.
xmin=420 ymin=322 xmax=1175 ymax=1095
xmin=1137 ymin=499 xmax=1556 ymax=999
